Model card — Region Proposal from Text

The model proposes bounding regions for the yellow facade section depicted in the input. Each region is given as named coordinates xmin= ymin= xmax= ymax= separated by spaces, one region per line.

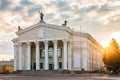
xmin=0 ymin=66 xmax=4 ymax=73
xmin=0 ymin=66 xmax=14 ymax=74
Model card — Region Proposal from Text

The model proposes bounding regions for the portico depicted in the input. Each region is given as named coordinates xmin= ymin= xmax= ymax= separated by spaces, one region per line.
xmin=12 ymin=12 xmax=104 ymax=72
xmin=14 ymin=39 xmax=69 ymax=71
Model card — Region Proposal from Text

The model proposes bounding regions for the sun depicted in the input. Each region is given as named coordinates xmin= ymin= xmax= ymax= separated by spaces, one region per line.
xmin=101 ymin=40 xmax=110 ymax=48
xmin=101 ymin=32 xmax=120 ymax=48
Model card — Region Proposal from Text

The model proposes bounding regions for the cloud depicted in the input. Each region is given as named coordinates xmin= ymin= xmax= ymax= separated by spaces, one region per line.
xmin=97 ymin=9 xmax=120 ymax=25
xmin=28 ymin=5 xmax=43 ymax=16
xmin=0 ymin=0 xmax=10 ymax=10
xmin=59 ymin=14 xmax=70 ymax=20
xmin=20 ymin=0 xmax=33 ymax=6
xmin=12 ymin=6 xmax=23 ymax=12
xmin=99 ymin=4 xmax=111 ymax=11
xmin=0 ymin=42 xmax=13 ymax=55
xmin=56 ymin=1 xmax=68 ymax=8
xmin=0 ymin=0 xmax=120 ymax=60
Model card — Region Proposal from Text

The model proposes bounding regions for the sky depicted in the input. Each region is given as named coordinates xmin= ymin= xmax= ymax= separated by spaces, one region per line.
xmin=0 ymin=0 xmax=120 ymax=61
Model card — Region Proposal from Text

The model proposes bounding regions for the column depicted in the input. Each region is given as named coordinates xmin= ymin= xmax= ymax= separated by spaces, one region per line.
xmin=26 ymin=42 xmax=31 ymax=70
xmin=54 ymin=40 xmax=58 ymax=70
xmin=14 ymin=44 xmax=17 ymax=71
xmin=35 ymin=41 xmax=40 ymax=70
xmin=68 ymin=42 xmax=72 ymax=70
xmin=44 ymin=40 xmax=48 ymax=70
xmin=63 ymin=40 xmax=68 ymax=70
xmin=19 ymin=43 xmax=22 ymax=70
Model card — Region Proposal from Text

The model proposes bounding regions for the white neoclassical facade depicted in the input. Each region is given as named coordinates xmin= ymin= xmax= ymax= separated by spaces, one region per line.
xmin=12 ymin=13 xmax=104 ymax=72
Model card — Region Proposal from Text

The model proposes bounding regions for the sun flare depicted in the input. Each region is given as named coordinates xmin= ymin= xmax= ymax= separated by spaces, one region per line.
xmin=101 ymin=32 xmax=120 ymax=47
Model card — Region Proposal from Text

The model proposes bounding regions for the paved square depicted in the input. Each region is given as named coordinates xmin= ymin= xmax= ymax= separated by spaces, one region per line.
xmin=0 ymin=75 xmax=120 ymax=80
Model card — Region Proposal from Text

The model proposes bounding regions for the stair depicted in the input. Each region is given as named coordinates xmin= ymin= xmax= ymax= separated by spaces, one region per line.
xmin=17 ymin=70 xmax=63 ymax=76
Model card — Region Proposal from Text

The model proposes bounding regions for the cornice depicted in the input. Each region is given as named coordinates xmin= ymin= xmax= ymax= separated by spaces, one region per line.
xmin=73 ymin=31 xmax=103 ymax=49
xmin=11 ymin=37 xmax=19 ymax=43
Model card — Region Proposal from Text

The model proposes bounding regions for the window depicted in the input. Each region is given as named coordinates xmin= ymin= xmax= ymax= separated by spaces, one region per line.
xmin=48 ymin=47 xmax=53 ymax=58
xmin=40 ymin=48 xmax=62 ymax=58
xmin=40 ymin=49 xmax=45 ymax=58
xmin=57 ymin=48 xmax=62 ymax=58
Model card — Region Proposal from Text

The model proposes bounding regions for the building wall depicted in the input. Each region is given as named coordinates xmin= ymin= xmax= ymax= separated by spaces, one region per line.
xmin=4 ymin=66 xmax=14 ymax=73
xmin=0 ymin=61 xmax=14 ymax=73
xmin=13 ymin=23 xmax=104 ymax=72
xmin=72 ymin=33 xmax=103 ymax=71
xmin=72 ymin=34 xmax=88 ymax=71
xmin=0 ymin=66 xmax=3 ymax=73
xmin=87 ymin=39 xmax=104 ymax=71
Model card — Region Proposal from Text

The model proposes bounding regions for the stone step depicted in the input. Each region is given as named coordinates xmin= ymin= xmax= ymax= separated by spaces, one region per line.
xmin=17 ymin=70 xmax=63 ymax=75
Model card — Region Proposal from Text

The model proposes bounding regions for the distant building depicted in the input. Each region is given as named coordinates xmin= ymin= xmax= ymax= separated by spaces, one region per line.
xmin=12 ymin=12 xmax=104 ymax=72
xmin=0 ymin=60 xmax=14 ymax=73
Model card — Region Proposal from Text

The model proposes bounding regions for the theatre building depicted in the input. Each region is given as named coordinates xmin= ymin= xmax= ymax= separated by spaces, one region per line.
xmin=12 ymin=12 xmax=104 ymax=72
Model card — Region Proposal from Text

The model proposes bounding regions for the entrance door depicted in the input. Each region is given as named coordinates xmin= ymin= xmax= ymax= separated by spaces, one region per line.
xmin=49 ymin=64 xmax=53 ymax=70
xmin=33 ymin=63 xmax=36 ymax=70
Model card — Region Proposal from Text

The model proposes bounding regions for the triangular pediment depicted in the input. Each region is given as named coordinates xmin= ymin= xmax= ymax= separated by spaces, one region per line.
xmin=16 ymin=22 xmax=71 ymax=35
xmin=16 ymin=22 xmax=72 ymax=41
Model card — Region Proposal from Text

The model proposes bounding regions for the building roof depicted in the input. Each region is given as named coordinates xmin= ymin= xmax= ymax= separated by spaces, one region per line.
xmin=0 ymin=61 xmax=14 ymax=66
xmin=16 ymin=22 xmax=72 ymax=35
xmin=73 ymin=31 xmax=103 ymax=50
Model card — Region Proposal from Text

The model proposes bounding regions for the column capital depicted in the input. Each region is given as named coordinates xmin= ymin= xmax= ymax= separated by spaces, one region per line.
xmin=35 ymin=41 xmax=39 ymax=45
xmin=54 ymin=40 xmax=57 ymax=44
xmin=43 ymin=40 xmax=48 ymax=44
xmin=14 ymin=43 xmax=18 ymax=47
xmin=62 ymin=39 xmax=67 ymax=44
xmin=18 ymin=42 xmax=22 ymax=46
xmin=26 ymin=41 xmax=31 ymax=46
